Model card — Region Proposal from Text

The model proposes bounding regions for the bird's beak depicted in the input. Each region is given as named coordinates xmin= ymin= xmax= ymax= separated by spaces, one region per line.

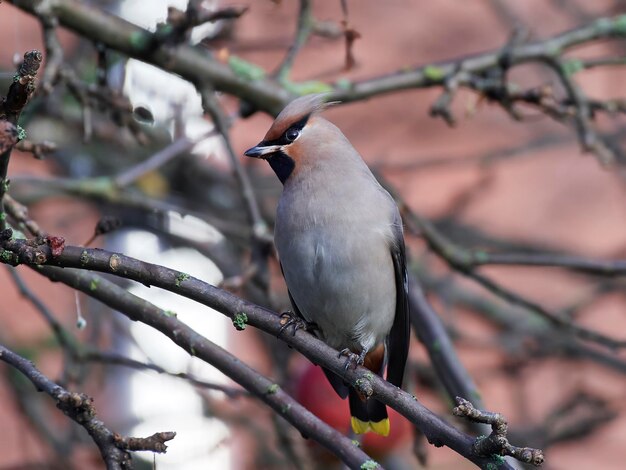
xmin=244 ymin=142 xmax=282 ymax=159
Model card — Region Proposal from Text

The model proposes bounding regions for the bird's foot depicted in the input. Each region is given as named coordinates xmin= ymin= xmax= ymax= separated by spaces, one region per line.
xmin=279 ymin=310 xmax=318 ymax=336
xmin=338 ymin=348 xmax=368 ymax=371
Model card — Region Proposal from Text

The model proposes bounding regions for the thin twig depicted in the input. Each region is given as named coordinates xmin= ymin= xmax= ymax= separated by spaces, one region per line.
xmin=162 ymin=4 xmax=249 ymax=44
xmin=114 ymin=130 xmax=217 ymax=188
xmin=454 ymin=397 xmax=544 ymax=466
xmin=273 ymin=0 xmax=313 ymax=80
xmin=200 ymin=89 xmax=270 ymax=241
xmin=468 ymin=251 xmax=626 ymax=276
xmin=81 ymin=349 xmax=250 ymax=398
xmin=38 ymin=9 xmax=64 ymax=94
xmin=15 ymin=139 xmax=57 ymax=159
xmin=6 ymin=265 xmax=76 ymax=350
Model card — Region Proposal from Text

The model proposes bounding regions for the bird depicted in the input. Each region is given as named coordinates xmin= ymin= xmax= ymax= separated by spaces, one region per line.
xmin=244 ymin=93 xmax=409 ymax=436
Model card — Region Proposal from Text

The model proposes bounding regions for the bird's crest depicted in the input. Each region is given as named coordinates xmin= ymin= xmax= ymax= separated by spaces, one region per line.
xmin=264 ymin=93 xmax=338 ymax=141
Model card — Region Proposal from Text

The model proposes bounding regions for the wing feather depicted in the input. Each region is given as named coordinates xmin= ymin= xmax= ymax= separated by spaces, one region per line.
xmin=386 ymin=211 xmax=410 ymax=388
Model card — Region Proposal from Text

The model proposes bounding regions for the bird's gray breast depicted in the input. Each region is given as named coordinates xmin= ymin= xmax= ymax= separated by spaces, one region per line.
xmin=275 ymin=179 xmax=397 ymax=352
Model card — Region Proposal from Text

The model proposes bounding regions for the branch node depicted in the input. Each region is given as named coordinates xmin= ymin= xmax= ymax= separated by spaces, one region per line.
xmin=115 ymin=431 xmax=177 ymax=453
xmin=0 ymin=122 xmax=19 ymax=154
xmin=429 ymin=72 xmax=468 ymax=127
xmin=354 ymin=372 xmax=374 ymax=399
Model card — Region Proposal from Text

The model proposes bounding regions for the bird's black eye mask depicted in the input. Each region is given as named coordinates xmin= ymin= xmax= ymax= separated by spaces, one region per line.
xmin=259 ymin=114 xmax=310 ymax=148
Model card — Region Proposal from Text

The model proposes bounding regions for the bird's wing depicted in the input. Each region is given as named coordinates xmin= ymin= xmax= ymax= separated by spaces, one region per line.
xmin=280 ymin=261 xmax=350 ymax=398
xmin=386 ymin=210 xmax=410 ymax=388
xmin=279 ymin=261 xmax=305 ymax=318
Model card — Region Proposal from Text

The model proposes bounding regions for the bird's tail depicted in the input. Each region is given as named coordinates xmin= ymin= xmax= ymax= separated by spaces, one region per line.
xmin=349 ymin=390 xmax=390 ymax=436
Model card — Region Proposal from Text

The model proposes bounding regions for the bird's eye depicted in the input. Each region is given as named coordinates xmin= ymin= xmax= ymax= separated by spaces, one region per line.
xmin=285 ymin=128 xmax=300 ymax=142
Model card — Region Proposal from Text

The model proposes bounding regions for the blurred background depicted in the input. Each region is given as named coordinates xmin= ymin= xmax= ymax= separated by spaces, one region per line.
xmin=1 ymin=0 xmax=625 ymax=469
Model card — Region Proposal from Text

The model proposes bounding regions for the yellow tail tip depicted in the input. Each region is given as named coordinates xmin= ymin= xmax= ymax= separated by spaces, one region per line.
xmin=370 ymin=418 xmax=390 ymax=437
xmin=350 ymin=417 xmax=390 ymax=437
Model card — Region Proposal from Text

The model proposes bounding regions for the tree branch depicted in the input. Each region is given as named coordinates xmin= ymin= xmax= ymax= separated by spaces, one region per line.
xmin=408 ymin=279 xmax=489 ymax=437
xmin=9 ymin=0 xmax=626 ymax=122
xmin=0 ymin=343 xmax=175 ymax=469
xmin=0 ymin=50 xmax=42 ymax=229
xmin=0 ymin=234 xmax=533 ymax=468
xmin=8 ymin=0 xmax=290 ymax=115
xmin=35 ymin=263 xmax=384 ymax=470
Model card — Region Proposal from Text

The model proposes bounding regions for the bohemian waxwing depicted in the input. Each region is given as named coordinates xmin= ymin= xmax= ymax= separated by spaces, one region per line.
xmin=245 ymin=94 xmax=410 ymax=436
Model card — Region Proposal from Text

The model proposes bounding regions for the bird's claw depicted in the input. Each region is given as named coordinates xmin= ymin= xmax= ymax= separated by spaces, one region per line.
xmin=338 ymin=348 xmax=367 ymax=371
xmin=279 ymin=311 xmax=318 ymax=336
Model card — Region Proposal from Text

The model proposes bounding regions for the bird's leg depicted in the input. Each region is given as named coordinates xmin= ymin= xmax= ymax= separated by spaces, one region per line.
xmin=279 ymin=310 xmax=319 ymax=336
xmin=338 ymin=348 xmax=368 ymax=371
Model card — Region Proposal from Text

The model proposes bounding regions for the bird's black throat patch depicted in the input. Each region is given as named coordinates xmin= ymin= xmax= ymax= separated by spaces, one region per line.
xmin=267 ymin=151 xmax=295 ymax=184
